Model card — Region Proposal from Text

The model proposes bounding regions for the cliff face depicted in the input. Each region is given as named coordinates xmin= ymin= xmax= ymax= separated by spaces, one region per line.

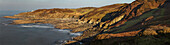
xmin=80 ymin=4 xmax=128 ymax=24
xmin=85 ymin=0 xmax=170 ymax=45
xmin=81 ymin=0 xmax=166 ymax=29
xmin=73 ymin=0 xmax=167 ymax=41
xmin=3 ymin=0 xmax=170 ymax=45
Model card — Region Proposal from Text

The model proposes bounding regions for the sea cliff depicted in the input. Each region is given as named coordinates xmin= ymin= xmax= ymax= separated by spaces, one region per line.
xmin=4 ymin=0 xmax=170 ymax=45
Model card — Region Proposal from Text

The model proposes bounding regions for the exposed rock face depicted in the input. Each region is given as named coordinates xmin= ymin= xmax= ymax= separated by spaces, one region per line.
xmin=3 ymin=0 xmax=170 ymax=45
xmin=145 ymin=16 xmax=154 ymax=21
xmin=85 ymin=25 xmax=170 ymax=45
xmin=95 ymin=0 xmax=166 ymax=29
xmin=142 ymin=28 xmax=158 ymax=35
xmin=80 ymin=4 xmax=128 ymax=24
xmin=95 ymin=0 xmax=169 ymax=39
xmin=96 ymin=30 xmax=142 ymax=40
xmin=12 ymin=20 xmax=41 ymax=24
xmin=64 ymin=40 xmax=77 ymax=44
xmin=84 ymin=0 xmax=170 ymax=45
xmin=142 ymin=25 xmax=170 ymax=35
xmin=3 ymin=16 xmax=19 ymax=19
xmin=74 ymin=0 xmax=166 ymax=41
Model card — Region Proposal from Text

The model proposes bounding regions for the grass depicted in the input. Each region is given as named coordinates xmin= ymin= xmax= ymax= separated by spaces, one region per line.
xmin=85 ymin=33 xmax=170 ymax=45
xmin=111 ymin=9 xmax=158 ymax=33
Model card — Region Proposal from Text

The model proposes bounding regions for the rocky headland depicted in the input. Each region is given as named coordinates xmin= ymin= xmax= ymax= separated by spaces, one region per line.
xmin=4 ymin=0 xmax=170 ymax=45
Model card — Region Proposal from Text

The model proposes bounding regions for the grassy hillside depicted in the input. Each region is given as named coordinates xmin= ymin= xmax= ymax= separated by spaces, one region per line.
xmin=83 ymin=0 xmax=170 ymax=45
xmin=3 ymin=0 xmax=170 ymax=45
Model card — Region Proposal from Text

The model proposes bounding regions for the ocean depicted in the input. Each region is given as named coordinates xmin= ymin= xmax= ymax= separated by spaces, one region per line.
xmin=0 ymin=11 xmax=78 ymax=45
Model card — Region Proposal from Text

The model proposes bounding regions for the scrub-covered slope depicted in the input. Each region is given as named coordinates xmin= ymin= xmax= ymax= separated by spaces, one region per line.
xmin=83 ymin=0 xmax=170 ymax=45
xmin=3 ymin=0 xmax=170 ymax=45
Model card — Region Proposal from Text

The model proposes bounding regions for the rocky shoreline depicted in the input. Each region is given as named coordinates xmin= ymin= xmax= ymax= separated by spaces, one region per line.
xmin=3 ymin=0 xmax=170 ymax=45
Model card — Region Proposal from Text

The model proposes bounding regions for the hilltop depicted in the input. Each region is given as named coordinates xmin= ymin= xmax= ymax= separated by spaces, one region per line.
xmin=4 ymin=0 xmax=170 ymax=45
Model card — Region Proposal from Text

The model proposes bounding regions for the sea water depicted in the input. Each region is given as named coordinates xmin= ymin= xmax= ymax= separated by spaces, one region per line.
xmin=0 ymin=11 xmax=81 ymax=45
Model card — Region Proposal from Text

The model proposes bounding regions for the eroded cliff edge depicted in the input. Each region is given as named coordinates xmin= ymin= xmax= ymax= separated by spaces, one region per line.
xmin=4 ymin=0 xmax=170 ymax=45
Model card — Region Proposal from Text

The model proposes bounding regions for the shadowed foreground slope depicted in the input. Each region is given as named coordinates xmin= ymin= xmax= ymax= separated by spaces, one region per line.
xmin=83 ymin=0 xmax=170 ymax=45
xmin=3 ymin=0 xmax=170 ymax=45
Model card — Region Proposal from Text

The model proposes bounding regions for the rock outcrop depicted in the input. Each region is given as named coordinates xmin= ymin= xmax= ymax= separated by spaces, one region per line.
xmin=96 ymin=30 xmax=142 ymax=40
xmin=83 ymin=0 xmax=170 ymax=45
xmin=94 ymin=0 xmax=166 ymax=29
xmin=3 ymin=0 xmax=170 ymax=45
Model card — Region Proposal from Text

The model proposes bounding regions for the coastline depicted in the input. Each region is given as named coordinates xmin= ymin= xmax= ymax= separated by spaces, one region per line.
xmin=3 ymin=0 xmax=170 ymax=45
xmin=0 ymin=17 xmax=73 ymax=45
xmin=3 ymin=16 xmax=88 ymax=44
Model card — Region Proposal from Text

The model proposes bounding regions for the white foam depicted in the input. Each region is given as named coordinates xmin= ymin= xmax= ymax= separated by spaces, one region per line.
xmin=70 ymin=33 xmax=82 ymax=36
xmin=57 ymin=29 xmax=70 ymax=33
xmin=21 ymin=25 xmax=54 ymax=28
xmin=51 ymin=29 xmax=82 ymax=36
xmin=50 ymin=29 xmax=71 ymax=33
xmin=54 ymin=40 xmax=68 ymax=45
xmin=2 ymin=23 xmax=8 ymax=26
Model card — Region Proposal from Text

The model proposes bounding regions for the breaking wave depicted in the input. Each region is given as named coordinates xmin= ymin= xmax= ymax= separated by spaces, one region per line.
xmin=70 ymin=33 xmax=82 ymax=36
xmin=52 ymin=29 xmax=82 ymax=36
xmin=20 ymin=25 xmax=54 ymax=28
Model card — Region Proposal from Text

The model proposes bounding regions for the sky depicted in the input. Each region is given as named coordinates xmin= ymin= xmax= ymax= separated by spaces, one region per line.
xmin=0 ymin=0 xmax=135 ymax=11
